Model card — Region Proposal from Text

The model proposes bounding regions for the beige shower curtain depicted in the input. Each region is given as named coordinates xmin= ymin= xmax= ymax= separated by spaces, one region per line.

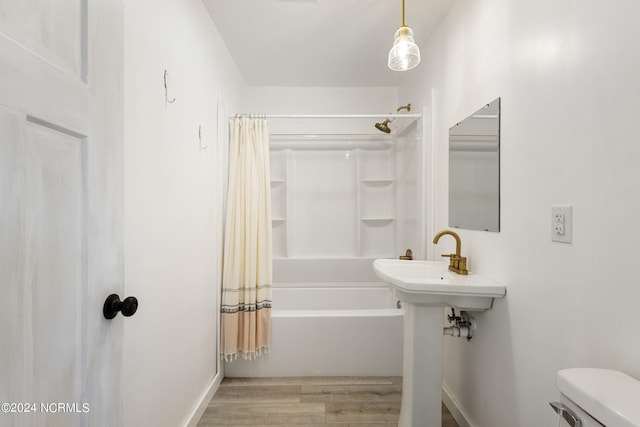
xmin=221 ymin=117 xmax=272 ymax=361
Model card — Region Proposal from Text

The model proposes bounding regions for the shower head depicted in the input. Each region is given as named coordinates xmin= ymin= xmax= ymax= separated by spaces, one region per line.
xmin=374 ymin=104 xmax=411 ymax=133
xmin=375 ymin=119 xmax=391 ymax=133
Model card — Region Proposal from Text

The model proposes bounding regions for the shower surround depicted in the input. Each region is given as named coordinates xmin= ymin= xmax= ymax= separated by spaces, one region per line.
xmin=225 ymin=118 xmax=425 ymax=378
xmin=270 ymin=138 xmax=398 ymax=259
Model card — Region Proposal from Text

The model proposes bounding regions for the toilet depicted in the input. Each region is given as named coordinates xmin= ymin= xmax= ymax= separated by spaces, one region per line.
xmin=551 ymin=368 xmax=640 ymax=426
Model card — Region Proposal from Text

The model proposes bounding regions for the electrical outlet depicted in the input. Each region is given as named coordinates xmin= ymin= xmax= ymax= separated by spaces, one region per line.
xmin=552 ymin=206 xmax=572 ymax=243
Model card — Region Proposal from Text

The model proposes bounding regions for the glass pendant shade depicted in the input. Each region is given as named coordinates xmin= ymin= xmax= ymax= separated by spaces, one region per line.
xmin=388 ymin=26 xmax=421 ymax=71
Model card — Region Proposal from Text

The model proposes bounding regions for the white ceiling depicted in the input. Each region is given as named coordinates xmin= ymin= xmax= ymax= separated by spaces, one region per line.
xmin=203 ymin=0 xmax=454 ymax=87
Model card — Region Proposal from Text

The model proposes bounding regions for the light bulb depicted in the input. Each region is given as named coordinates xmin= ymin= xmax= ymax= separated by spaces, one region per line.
xmin=388 ymin=26 xmax=421 ymax=71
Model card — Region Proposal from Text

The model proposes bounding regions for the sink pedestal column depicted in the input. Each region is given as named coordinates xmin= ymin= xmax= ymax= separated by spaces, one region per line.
xmin=399 ymin=303 xmax=443 ymax=427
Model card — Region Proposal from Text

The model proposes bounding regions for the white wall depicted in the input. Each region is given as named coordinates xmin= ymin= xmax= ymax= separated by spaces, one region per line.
xmin=123 ymin=0 xmax=245 ymax=426
xmin=399 ymin=0 xmax=640 ymax=425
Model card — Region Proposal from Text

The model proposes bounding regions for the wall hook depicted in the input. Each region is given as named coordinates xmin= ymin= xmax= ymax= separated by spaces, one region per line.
xmin=199 ymin=125 xmax=208 ymax=150
xmin=164 ymin=69 xmax=176 ymax=103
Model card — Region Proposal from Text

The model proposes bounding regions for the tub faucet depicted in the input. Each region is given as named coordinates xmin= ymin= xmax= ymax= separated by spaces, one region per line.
xmin=399 ymin=249 xmax=413 ymax=260
xmin=433 ymin=230 xmax=468 ymax=275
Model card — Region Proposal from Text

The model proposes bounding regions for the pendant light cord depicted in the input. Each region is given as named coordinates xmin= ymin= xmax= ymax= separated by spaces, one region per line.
xmin=402 ymin=0 xmax=405 ymax=27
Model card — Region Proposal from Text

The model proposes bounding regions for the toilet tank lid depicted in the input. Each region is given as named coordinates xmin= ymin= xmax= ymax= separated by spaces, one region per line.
xmin=557 ymin=368 xmax=640 ymax=427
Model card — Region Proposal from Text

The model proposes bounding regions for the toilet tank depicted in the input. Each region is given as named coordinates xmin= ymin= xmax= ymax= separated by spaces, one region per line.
xmin=552 ymin=368 xmax=640 ymax=427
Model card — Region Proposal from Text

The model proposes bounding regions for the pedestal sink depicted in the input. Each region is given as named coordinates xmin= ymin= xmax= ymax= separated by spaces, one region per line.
xmin=373 ymin=259 xmax=506 ymax=427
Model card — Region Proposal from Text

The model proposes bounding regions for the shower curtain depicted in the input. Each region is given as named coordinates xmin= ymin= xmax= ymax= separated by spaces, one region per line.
xmin=221 ymin=117 xmax=272 ymax=361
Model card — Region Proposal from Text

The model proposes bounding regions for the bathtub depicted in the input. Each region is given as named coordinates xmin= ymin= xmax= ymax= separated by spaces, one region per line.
xmin=224 ymin=258 xmax=403 ymax=377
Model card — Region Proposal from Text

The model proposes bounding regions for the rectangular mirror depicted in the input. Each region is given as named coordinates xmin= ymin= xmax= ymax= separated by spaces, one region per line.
xmin=448 ymin=98 xmax=500 ymax=232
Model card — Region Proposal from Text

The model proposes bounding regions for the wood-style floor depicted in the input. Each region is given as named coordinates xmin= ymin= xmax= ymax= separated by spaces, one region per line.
xmin=196 ymin=377 xmax=459 ymax=426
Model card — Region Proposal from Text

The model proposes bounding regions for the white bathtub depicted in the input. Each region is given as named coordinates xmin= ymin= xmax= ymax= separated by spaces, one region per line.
xmin=224 ymin=258 xmax=403 ymax=377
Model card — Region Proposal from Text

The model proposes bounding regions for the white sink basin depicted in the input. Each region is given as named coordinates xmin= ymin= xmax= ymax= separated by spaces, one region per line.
xmin=373 ymin=258 xmax=506 ymax=426
xmin=373 ymin=259 xmax=506 ymax=310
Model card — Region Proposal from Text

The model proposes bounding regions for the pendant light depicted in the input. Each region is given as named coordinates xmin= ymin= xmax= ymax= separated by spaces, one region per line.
xmin=388 ymin=0 xmax=421 ymax=71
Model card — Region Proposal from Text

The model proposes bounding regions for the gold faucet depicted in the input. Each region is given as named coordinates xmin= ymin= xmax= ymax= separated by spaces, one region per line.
xmin=432 ymin=230 xmax=468 ymax=275
xmin=399 ymin=249 xmax=413 ymax=260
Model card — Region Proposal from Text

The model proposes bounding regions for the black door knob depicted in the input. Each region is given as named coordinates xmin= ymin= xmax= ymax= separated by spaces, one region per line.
xmin=103 ymin=294 xmax=138 ymax=319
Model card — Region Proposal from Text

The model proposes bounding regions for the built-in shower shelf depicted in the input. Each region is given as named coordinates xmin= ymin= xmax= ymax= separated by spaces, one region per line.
xmin=271 ymin=179 xmax=285 ymax=185
xmin=272 ymin=218 xmax=286 ymax=222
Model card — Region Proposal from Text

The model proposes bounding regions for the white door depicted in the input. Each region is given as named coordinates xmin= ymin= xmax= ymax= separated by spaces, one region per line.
xmin=0 ymin=1 xmax=124 ymax=426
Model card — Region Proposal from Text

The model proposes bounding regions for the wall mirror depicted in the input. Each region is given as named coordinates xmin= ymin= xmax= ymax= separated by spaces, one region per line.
xmin=448 ymin=98 xmax=500 ymax=232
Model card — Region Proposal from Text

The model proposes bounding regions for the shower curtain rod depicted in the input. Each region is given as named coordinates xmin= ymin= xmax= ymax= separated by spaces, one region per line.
xmin=230 ymin=113 xmax=422 ymax=119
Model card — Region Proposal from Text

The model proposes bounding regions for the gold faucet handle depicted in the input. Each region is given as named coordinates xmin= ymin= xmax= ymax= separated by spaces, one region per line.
xmin=456 ymin=257 xmax=469 ymax=275
xmin=399 ymin=249 xmax=413 ymax=260
xmin=441 ymin=253 xmax=457 ymax=259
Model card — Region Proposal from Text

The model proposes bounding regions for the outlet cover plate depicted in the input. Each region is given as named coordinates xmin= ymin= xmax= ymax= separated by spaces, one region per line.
xmin=552 ymin=205 xmax=572 ymax=243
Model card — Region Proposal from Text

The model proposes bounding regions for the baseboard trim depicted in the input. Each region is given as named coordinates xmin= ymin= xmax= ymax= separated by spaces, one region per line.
xmin=183 ymin=371 xmax=223 ymax=427
xmin=442 ymin=383 xmax=475 ymax=427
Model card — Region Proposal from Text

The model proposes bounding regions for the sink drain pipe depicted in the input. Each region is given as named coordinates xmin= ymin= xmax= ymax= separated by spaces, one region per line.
xmin=443 ymin=324 xmax=474 ymax=339
xmin=443 ymin=309 xmax=477 ymax=341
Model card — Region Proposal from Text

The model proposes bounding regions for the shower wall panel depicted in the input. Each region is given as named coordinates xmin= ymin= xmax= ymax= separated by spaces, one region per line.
xmin=270 ymin=142 xmax=398 ymax=259
xmin=289 ymin=150 xmax=358 ymax=257
xmin=394 ymin=121 xmax=422 ymax=257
